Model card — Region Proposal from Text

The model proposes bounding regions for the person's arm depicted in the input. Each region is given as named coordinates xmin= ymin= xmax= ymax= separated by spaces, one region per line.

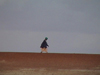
xmin=46 ymin=41 xmax=49 ymax=47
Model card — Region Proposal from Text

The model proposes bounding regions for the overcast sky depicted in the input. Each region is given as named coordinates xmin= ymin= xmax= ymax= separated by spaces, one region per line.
xmin=0 ymin=0 xmax=100 ymax=54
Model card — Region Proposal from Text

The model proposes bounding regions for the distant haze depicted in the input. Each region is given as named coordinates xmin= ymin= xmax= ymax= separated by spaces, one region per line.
xmin=0 ymin=0 xmax=100 ymax=54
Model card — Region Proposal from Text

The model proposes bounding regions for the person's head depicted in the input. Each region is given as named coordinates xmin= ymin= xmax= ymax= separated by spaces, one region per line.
xmin=45 ymin=37 xmax=48 ymax=40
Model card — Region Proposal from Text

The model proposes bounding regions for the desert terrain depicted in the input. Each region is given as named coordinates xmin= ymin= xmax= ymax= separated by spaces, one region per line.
xmin=0 ymin=52 xmax=100 ymax=75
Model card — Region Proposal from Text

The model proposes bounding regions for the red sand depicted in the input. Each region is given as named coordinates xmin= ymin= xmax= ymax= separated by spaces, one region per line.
xmin=0 ymin=52 xmax=100 ymax=70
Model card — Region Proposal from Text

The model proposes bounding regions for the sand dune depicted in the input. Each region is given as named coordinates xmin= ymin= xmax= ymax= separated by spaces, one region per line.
xmin=0 ymin=52 xmax=100 ymax=75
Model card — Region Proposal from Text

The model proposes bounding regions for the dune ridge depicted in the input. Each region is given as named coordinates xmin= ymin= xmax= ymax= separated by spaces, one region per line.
xmin=0 ymin=52 xmax=100 ymax=70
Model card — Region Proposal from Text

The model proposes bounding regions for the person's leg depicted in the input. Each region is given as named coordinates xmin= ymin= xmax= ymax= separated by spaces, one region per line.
xmin=44 ymin=48 xmax=48 ymax=53
xmin=41 ymin=48 xmax=44 ymax=53
xmin=41 ymin=48 xmax=46 ymax=53
xmin=41 ymin=48 xmax=48 ymax=53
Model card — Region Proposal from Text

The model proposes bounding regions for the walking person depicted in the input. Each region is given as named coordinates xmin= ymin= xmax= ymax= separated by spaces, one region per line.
xmin=40 ymin=37 xmax=49 ymax=53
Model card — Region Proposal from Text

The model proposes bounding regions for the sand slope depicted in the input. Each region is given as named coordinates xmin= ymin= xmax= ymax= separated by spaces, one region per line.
xmin=0 ymin=52 xmax=100 ymax=70
xmin=0 ymin=52 xmax=100 ymax=75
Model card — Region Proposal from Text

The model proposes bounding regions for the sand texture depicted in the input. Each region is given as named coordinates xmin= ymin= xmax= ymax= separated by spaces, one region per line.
xmin=0 ymin=52 xmax=100 ymax=75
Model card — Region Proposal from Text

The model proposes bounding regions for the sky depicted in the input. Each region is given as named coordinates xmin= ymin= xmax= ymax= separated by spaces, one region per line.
xmin=0 ymin=0 xmax=100 ymax=54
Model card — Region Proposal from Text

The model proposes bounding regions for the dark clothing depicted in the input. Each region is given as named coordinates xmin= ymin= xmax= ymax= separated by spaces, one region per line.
xmin=40 ymin=40 xmax=48 ymax=48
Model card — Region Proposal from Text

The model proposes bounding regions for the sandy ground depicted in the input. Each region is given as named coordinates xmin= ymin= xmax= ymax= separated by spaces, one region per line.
xmin=0 ymin=52 xmax=100 ymax=75
xmin=0 ymin=69 xmax=100 ymax=75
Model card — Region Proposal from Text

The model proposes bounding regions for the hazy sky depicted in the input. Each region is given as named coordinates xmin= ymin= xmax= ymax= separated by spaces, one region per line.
xmin=0 ymin=0 xmax=100 ymax=54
